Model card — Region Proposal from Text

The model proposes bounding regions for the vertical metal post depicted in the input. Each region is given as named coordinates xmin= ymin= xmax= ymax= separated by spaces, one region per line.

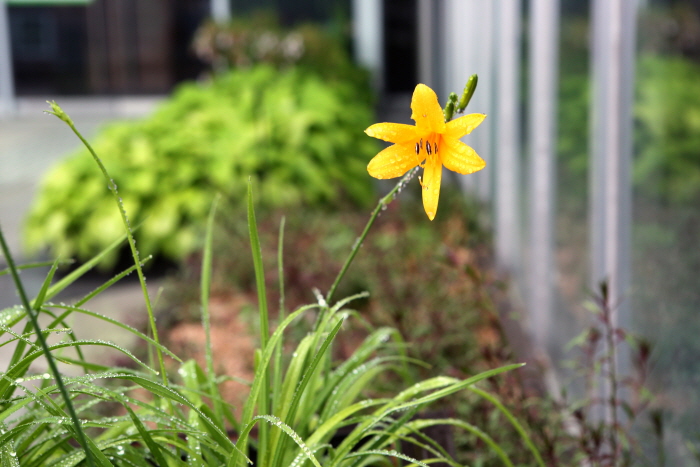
xmin=475 ymin=0 xmax=495 ymax=201
xmin=352 ymin=0 xmax=384 ymax=92
xmin=442 ymin=0 xmax=494 ymax=199
xmin=211 ymin=0 xmax=231 ymax=23
xmin=590 ymin=0 xmax=636 ymax=428
xmin=417 ymin=0 xmax=439 ymax=89
xmin=590 ymin=0 xmax=635 ymax=331
xmin=0 ymin=0 xmax=15 ymax=117
xmin=528 ymin=0 xmax=559 ymax=345
xmin=494 ymin=0 xmax=522 ymax=274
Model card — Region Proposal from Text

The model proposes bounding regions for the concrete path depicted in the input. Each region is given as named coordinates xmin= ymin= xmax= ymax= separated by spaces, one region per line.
xmin=0 ymin=96 xmax=163 ymax=372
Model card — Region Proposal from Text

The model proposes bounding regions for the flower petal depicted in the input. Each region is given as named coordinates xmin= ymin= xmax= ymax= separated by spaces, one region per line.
xmin=365 ymin=122 xmax=420 ymax=144
xmin=445 ymin=113 xmax=486 ymax=139
xmin=410 ymin=84 xmax=446 ymax=134
xmin=440 ymin=138 xmax=486 ymax=174
xmin=421 ymin=156 xmax=442 ymax=221
xmin=367 ymin=143 xmax=423 ymax=179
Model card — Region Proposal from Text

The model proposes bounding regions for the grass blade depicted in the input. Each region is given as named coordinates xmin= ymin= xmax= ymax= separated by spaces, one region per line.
xmin=0 ymin=226 xmax=95 ymax=467
xmin=201 ymin=195 xmax=224 ymax=425
xmin=46 ymin=101 xmax=167 ymax=386
xmin=470 ymin=386 xmax=546 ymax=467
xmin=246 ymin=179 xmax=270 ymax=464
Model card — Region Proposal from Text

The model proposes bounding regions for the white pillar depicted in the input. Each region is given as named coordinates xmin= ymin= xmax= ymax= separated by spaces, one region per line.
xmin=494 ymin=0 xmax=522 ymax=274
xmin=590 ymin=0 xmax=637 ymax=425
xmin=442 ymin=0 xmax=494 ymax=200
xmin=211 ymin=0 xmax=231 ymax=23
xmin=352 ymin=0 xmax=383 ymax=92
xmin=0 ymin=0 xmax=15 ymax=117
xmin=417 ymin=0 xmax=440 ymax=89
xmin=590 ymin=0 xmax=635 ymax=330
xmin=528 ymin=0 xmax=559 ymax=345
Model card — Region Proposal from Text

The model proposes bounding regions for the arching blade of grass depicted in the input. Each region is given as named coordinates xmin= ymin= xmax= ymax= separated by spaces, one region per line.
xmin=0 ymin=260 xmax=72 ymax=277
xmin=470 ymin=386 xmax=546 ymax=467
xmin=72 ymin=258 xmax=150 ymax=308
xmin=124 ymin=405 xmax=170 ymax=467
xmin=344 ymin=449 xmax=431 ymax=467
xmin=328 ymin=365 xmax=524 ymax=467
xmin=43 ymin=232 xmax=130 ymax=305
xmin=397 ymin=418 xmax=515 ymax=467
xmin=252 ymin=415 xmax=323 ymax=467
xmin=44 ymin=305 xmax=181 ymax=363
xmin=46 ymin=101 xmax=167 ymax=386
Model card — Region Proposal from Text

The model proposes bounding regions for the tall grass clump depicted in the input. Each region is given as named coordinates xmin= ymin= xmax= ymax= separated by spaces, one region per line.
xmin=0 ymin=79 xmax=541 ymax=466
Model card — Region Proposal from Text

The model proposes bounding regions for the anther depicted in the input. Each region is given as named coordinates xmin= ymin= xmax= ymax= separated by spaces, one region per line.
xmin=426 ymin=142 xmax=432 ymax=155
xmin=435 ymin=142 xmax=438 ymax=153
xmin=415 ymin=142 xmax=420 ymax=155
xmin=418 ymin=176 xmax=429 ymax=190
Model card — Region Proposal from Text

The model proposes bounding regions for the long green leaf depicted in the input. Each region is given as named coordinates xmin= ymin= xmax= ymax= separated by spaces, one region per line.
xmin=329 ymin=364 xmax=523 ymax=467
xmin=269 ymin=316 xmax=346 ymax=467
xmin=254 ymin=415 xmax=323 ymax=467
xmin=470 ymin=386 xmax=546 ymax=467
xmin=201 ymin=195 xmax=224 ymax=426
xmin=124 ymin=405 xmax=171 ymax=467
xmin=228 ymin=303 xmax=320 ymax=466
xmin=344 ymin=449 xmax=430 ymax=467
xmin=47 ymin=304 xmax=181 ymax=362
xmin=46 ymin=101 xmax=168 ymax=386
xmin=31 ymin=259 xmax=60 ymax=311
xmin=246 ymin=178 xmax=271 ymax=464
xmin=43 ymin=232 xmax=129 ymax=304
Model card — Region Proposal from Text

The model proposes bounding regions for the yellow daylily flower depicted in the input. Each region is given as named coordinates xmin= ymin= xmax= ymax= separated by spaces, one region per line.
xmin=365 ymin=83 xmax=486 ymax=220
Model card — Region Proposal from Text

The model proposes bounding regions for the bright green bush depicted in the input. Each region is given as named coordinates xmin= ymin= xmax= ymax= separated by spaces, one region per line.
xmin=635 ymin=54 xmax=700 ymax=203
xmin=24 ymin=66 xmax=378 ymax=266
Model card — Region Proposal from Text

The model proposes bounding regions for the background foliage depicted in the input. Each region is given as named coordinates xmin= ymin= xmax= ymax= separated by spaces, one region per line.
xmin=24 ymin=65 xmax=378 ymax=267
xmin=192 ymin=11 xmax=370 ymax=98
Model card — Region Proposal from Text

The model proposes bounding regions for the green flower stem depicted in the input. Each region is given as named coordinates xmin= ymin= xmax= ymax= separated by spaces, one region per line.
xmin=0 ymin=228 xmax=95 ymax=467
xmin=45 ymin=102 xmax=168 ymax=387
xmin=325 ymin=166 xmax=419 ymax=304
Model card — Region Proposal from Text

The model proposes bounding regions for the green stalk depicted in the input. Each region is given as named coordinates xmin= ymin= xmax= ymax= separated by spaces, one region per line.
xmin=247 ymin=179 xmax=270 ymax=464
xmin=202 ymin=194 xmax=224 ymax=422
xmin=271 ymin=217 xmax=286 ymax=415
xmin=45 ymin=101 xmax=168 ymax=386
xmin=0 ymin=228 xmax=95 ymax=467
xmin=325 ymin=166 xmax=419 ymax=305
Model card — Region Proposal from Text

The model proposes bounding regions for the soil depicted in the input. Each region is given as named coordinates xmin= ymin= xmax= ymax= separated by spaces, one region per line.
xmin=166 ymin=293 xmax=256 ymax=414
